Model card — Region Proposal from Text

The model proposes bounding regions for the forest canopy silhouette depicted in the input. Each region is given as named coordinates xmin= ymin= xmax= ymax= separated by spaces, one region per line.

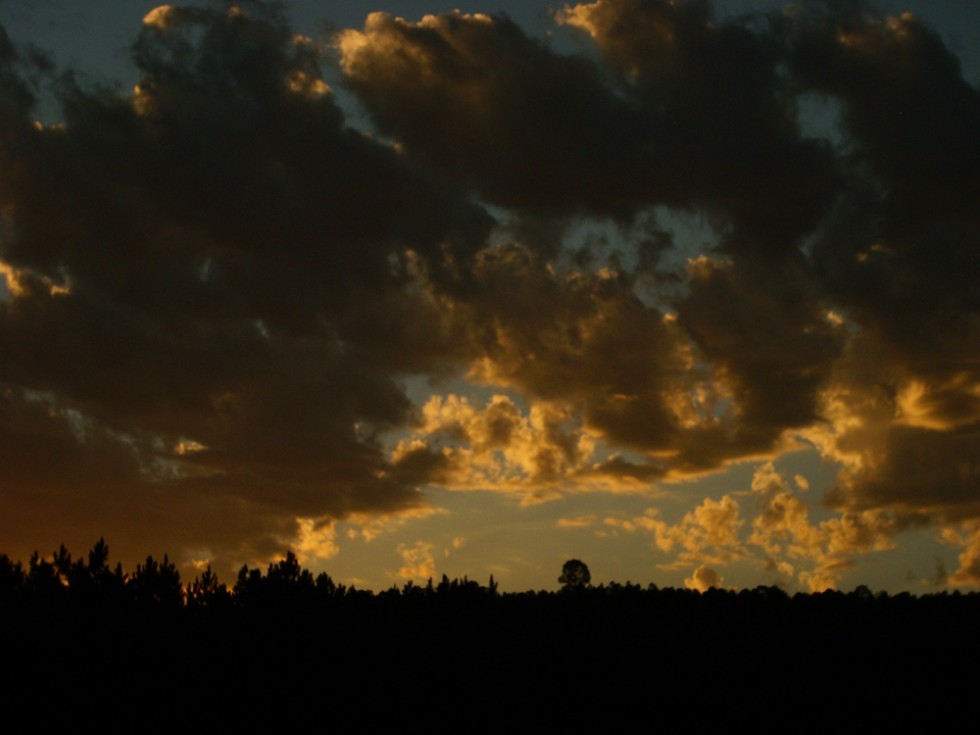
xmin=2 ymin=538 xmax=977 ymax=730
xmin=3 ymin=539 xmax=976 ymax=610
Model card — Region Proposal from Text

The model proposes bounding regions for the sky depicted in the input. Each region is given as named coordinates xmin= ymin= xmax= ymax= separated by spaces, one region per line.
xmin=0 ymin=0 xmax=978 ymax=593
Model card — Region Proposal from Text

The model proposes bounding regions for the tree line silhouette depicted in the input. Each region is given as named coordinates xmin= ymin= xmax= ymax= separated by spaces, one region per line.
xmin=2 ymin=538 xmax=976 ymax=613
xmin=2 ymin=540 xmax=977 ymax=731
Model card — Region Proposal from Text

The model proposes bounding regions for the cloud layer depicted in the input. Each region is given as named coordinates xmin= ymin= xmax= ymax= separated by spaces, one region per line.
xmin=1 ymin=1 xmax=978 ymax=585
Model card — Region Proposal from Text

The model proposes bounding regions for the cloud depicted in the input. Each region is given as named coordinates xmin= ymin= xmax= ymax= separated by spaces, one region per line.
xmin=616 ymin=497 xmax=746 ymax=569
xmin=0 ymin=3 xmax=490 ymax=573
xmin=417 ymin=242 xmax=825 ymax=483
xmin=293 ymin=518 xmax=340 ymax=563
xmin=393 ymin=0 xmax=980 ymax=529
xmin=558 ymin=0 xmax=841 ymax=251
xmin=342 ymin=507 xmax=448 ymax=543
xmin=664 ymin=495 xmax=743 ymax=555
xmin=392 ymin=393 xmax=596 ymax=501
xmin=806 ymin=340 xmax=980 ymax=525
xmin=612 ymin=463 xmax=898 ymax=590
xmin=456 ymin=246 xmax=692 ymax=453
xmin=339 ymin=1 xmax=841 ymax=247
xmin=783 ymin=4 xmax=980 ymax=527
xmin=748 ymin=464 xmax=824 ymax=560
xmin=941 ymin=524 xmax=980 ymax=587
xmin=748 ymin=462 xmax=897 ymax=590
xmin=674 ymin=256 xmax=846 ymax=464
xmin=685 ymin=565 xmax=723 ymax=592
xmin=1 ymin=0 xmax=979 ymax=589
xmin=337 ymin=10 xmax=646 ymax=218
xmin=557 ymin=515 xmax=597 ymax=529
xmin=396 ymin=541 xmax=436 ymax=582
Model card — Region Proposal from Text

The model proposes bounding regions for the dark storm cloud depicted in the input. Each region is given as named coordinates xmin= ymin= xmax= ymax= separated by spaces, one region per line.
xmin=775 ymin=2 xmax=980 ymax=522
xmin=676 ymin=256 xmax=845 ymax=457
xmin=455 ymin=243 xmax=688 ymax=449
xmin=790 ymin=2 xmax=980 ymax=369
xmin=332 ymin=0 xmax=856 ymax=469
xmin=337 ymin=10 xmax=648 ymax=219
xmin=338 ymin=3 xmax=839 ymax=251
xmin=2 ymin=0 xmax=979 ymax=576
xmin=827 ymin=424 xmax=980 ymax=519
xmin=558 ymin=0 xmax=841 ymax=255
xmin=423 ymin=241 xmax=839 ymax=478
xmin=0 ymin=3 xmax=489 ymax=570
xmin=337 ymin=0 xmax=979 ymax=522
xmin=0 ymin=23 xmax=36 ymax=127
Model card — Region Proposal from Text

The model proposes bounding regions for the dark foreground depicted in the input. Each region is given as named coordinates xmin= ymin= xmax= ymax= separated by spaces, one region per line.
xmin=1 ymin=545 xmax=976 ymax=731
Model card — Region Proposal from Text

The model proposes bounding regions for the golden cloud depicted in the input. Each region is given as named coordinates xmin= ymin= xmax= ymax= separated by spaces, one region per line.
xmin=684 ymin=564 xmax=723 ymax=593
xmin=396 ymin=541 xmax=436 ymax=582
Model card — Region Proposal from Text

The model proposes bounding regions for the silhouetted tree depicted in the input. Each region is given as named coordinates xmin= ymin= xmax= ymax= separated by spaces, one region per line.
xmin=87 ymin=538 xmax=110 ymax=577
xmin=315 ymin=571 xmax=337 ymax=597
xmin=187 ymin=565 xmax=230 ymax=610
xmin=0 ymin=553 xmax=25 ymax=604
xmin=234 ymin=564 xmax=264 ymax=605
xmin=52 ymin=544 xmax=72 ymax=587
xmin=130 ymin=554 xmax=182 ymax=609
xmin=28 ymin=550 xmax=64 ymax=603
xmin=71 ymin=538 xmax=127 ymax=606
xmin=437 ymin=573 xmax=451 ymax=595
xmin=559 ymin=559 xmax=591 ymax=591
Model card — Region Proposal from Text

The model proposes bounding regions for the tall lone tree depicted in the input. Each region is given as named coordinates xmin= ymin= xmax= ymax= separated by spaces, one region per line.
xmin=559 ymin=559 xmax=591 ymax=591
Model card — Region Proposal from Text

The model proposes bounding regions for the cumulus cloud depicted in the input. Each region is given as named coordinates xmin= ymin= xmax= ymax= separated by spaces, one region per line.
xmin=675 ymin=255 xmax=846 ymax=464
xmin=784 ymin=3 xmax=980 ymax=531
xmin=806 ymin=340 xmax=980 ymax=528
xmin=293 ymin=518 xmax=340 ymax=563
xmin=0 ymin=3 xmax=489 ymax=572
xmin=603 ymin=496 xmax=746 ymax=573
xmin=337 ymin=10 xmax=646 ymax=218
xmin=558 ymin=0 xmax=841 ymax=252
xmin=392 ymin=393 xmax=597 ymax=502
xmin=749 ymin=462 xmax=897 ymax=590
xmin=685 ymin=565 xmax=723 ymax=593
xmin=611 ymin=463 xmax=898 ymax=590
xmin=1 ymin=0 xmax=979 ymax=587
xmin=941 ymin=524 xmax=980 ymax=587
xmin=655 ymin=495 xmax=744 ymax=557
xmin=396 ymin=541 xmax=437 ymax=581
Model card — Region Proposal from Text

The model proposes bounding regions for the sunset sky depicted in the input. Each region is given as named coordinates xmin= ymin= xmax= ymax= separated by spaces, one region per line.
xmin=1 ymin=0 xmax=978 ymax=593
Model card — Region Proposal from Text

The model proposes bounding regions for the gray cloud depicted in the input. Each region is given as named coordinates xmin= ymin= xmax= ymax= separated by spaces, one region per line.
xmin=0 ymin=3 xmax=489 ymax=571
xmin=337 ymin=10 xmax=648 ymax=219
xmin=1 ymin=1 xmax=979 ymax=580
